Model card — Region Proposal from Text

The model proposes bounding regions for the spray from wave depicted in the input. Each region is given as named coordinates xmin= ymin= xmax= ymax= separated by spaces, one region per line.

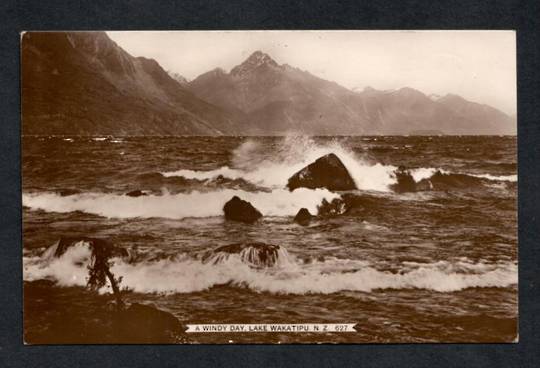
xmin=24 ymin=241 xmax=518 ymax=295
xmin=161 ymin=137 xmax=517 ymax=191
xmin=22 ymin=188 xmax=340 ymax=219
xmin=164 ymin=136 xmax=398 ymax=192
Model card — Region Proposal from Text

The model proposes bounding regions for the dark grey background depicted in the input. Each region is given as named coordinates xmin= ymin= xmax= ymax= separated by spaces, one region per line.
xmin=1 ymin=0 xmax=539 ymax=367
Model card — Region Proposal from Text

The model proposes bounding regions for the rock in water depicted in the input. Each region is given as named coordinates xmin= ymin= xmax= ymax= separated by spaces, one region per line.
xmin=294 ymin=208 xmax=313 ymax=225
xmin=419 ymin=170 xmax=483 ymax=190
xmin=287 ymin=153 xmax=357 ymax=191
xmin=202 ymin=242 xmax=281 ymax=268
xmin=223 ymin=196 xmax=263 ymax=223
xmin=390 ymin=166 xmax=417 ymax=193
xmin=125 ymin=190 xmax=148 ymax=197
xmin=57 ymin=188 xmax=81 ymax=197
xmin=317 ymin=198 xmax=348 ymax=217
xmin=415 ymin=178 xmax=434 ymax=191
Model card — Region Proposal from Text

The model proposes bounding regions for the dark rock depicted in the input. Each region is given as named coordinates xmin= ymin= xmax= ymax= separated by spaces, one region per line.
xmin=422 ymin=170 xmax=484 ymax=190
xmin=213 ymin=174 xmax=227 ymax=184
xmin=24 ymin=279 xmax=185 ymax=343
xmin=125 ymin=190 xmax=148 ymax=197
xmin=223 ymin=196 xmax=262 ymax=223
xmin=390 ymin=166 xmax=417 ymax=193
xmin=57 ymin=188 xmax=81 ymax=196
xmin=23 ymin=280 xmax=185 ymax=344
xmin=114 ymin=303 xmax=183 ymax=343
xmin=205 ymin=175 xmax=263 ymax=192
xmin=294 ymin=208 xmax=313 ymax=225
xmin=202 ymin=242 xmax=281 ymax=268
xmin=416 ymin=178 xmax=433 ymax=191
xmin=287 ymin=153 xmax=357 ymax=191
xmin=301 ymin=255 xmax=326 ymax=264
xmin=317 ymin=198 xmax=348 ymax=217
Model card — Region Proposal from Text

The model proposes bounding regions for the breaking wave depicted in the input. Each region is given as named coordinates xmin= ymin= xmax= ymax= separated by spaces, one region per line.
xmin=161 ymin=137 xmax=517 ymax=191
xmin=163 ymin=136 xmax=398 ymax=192
xmin=469 ymin=173 xmax=517 ymax=182
xmin=22 ymin=188 xmax=340 ymax=219
xmin=410 ymin=168 xmax=516 ymax=183
xmin=162 ymin=167 xmax=245 ymax=181
xmin=409 ymin=167 xmax=441 ymax=182
xmin=24 ymin=241 xmax=518 ymax=295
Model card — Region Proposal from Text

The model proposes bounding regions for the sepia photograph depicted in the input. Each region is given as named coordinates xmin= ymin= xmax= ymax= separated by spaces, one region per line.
xmin=21 ymin=30 xmax=517 ymax=344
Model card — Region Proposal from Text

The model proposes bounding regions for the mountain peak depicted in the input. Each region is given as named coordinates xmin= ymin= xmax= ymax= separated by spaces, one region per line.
xmin=440 ymin=93 xmax=466 ymax=102
xmin=246 ymin=50 xmax=275 ymax=62
xmin=396 ymin=87 xmax=423 ymax=95
xmin=230 ymin=51 xmax=278 ymax=76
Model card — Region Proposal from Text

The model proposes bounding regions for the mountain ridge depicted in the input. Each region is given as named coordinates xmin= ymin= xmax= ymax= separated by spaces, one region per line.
xmin=21 ymin=32 xmax=243 ymax=136
xmin=188 ymin=50 xmax=516 ymax=135
xmin=22 ymin=35 xmax=516 ymax=136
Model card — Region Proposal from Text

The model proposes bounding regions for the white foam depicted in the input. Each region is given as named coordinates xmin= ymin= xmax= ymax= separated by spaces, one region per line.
xmin=408 ymin=167 xmax=516 ymax=183
xmin=22 ymin=188 xmax=340 ymax=219
xmin=162 ymin=137 xmax=398 ymax=192
xmin=162 ymin=167 xmax=244 ymax=181
xmin=24 ymin=242 xmax=92 ymax=287
xmin=469 ymin=173 xmax=517 ymax=182
xmin=161 ymin=137 xmax=517 ymax=191
xmin=24 ymin=243 xmax=518 ymax=295
xmin=409 ymin=167 xmax=439 ymax=182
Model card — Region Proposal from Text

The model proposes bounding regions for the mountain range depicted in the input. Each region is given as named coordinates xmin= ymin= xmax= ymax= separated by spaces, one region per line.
xmin=21 ymin=32 xmax=516 ymax=136
xmin=21 ymin=32 xmax=240 ymax=135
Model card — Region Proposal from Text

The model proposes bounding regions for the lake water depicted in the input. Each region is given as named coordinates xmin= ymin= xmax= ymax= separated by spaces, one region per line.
xmin=22 ymin=135 xmax=517 ymax=343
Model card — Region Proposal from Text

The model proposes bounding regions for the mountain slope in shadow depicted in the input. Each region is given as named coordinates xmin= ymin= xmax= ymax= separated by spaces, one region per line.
xmin=22 ymin=32 xmax=242 ymax=136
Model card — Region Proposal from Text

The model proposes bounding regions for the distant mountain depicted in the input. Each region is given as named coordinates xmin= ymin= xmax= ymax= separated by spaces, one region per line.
xmin=189 ymin=51 xmax=516 ymax=135
xmin=167 ymin=71 xmax=190 ymax=87
xmin=22 ymin=35 xmax=516 ymax=136
xmin=436 ymin=94 xmax=515 ymax=133
xmin=21 ymin=32 xmax=241 ymax=135
xmin=190 ymin=51 xmax=371 ymax=135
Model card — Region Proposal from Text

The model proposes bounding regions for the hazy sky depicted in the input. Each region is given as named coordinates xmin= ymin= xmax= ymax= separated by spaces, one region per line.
xmin=107 ymin=31 xmax=516 ymax=115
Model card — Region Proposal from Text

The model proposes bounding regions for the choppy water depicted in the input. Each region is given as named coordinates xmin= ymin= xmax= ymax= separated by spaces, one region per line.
xmin=22 ymin=135 xmax=517 ymax=343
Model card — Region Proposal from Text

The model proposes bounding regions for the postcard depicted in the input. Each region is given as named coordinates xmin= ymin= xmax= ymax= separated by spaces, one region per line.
xmin=21 ymin=30 xmax=517 ymax=344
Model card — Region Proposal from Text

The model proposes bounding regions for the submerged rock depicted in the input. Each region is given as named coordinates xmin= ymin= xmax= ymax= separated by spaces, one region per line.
xmin=317 ymin=197 xmax=348 ymax=217
xmin=390 ymin=169 xmax=486 ymax=193
xmin=202 ymin=242 xmax=281 ymax=268
xmin=419 ymin=170 xmax=484 ymax=190
xmin=206 ymin=175 xmax=263 ymax=192
xmin=287 ymin=153 xmax=357 ymax=191
xmin=223 ymin=196 xmax=263 ymax=223
xmin=390 ymin=166 xmax=417 ymax=193
xmin=415 ymin=178 xmax=434 ymax=191
xmin=125 ymin=189 xmax=148 ymax=197
xmin=294 ymin=208 xmax=313 ymax=225
xmin=57 ymin=188 xmax=81 ymax=197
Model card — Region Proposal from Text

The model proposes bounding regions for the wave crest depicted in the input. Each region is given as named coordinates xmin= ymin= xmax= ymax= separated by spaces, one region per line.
xmin=22 ymin=188 xmax=340 ymax=219
xmin=163 ymin=137 xmax=398 ymax=191
xmin=161 ymin=137 xmax=516 ymax=192
xmin=24 ymin=241 xmax=517 ymax=295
